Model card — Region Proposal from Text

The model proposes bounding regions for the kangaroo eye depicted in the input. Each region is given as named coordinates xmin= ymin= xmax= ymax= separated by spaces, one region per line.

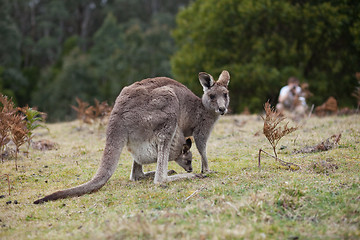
xmin=223 ymin=93 xmax=228 ymax=98
xmin=209 ymin=94 xmax=215 ymax=100
xmin=186 ymin=160 xmax=191 ymax=165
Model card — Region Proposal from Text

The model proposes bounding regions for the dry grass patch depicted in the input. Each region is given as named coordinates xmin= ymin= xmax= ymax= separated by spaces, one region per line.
xmin=0 ymin=114 xmax=359 ymax=239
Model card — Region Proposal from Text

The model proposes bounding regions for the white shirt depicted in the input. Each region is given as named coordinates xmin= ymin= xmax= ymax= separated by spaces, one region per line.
xmin=279 ymin=85 xmax=305 ymax=107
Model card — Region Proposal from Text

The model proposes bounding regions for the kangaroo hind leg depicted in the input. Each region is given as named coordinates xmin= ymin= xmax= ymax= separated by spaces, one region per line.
xmin=130 ymin=161 xmax=176 ymax=181
xmin=154 ymin=129 xmax=197 ymax=184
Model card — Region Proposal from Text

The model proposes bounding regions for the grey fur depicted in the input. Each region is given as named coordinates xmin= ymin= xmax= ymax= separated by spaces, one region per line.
xmin=33 ymin=70 xmax=230 ymax=204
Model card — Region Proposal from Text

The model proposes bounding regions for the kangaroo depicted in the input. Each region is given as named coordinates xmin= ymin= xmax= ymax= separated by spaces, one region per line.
xmin=34 ymin=70 xmax=230 ymax=204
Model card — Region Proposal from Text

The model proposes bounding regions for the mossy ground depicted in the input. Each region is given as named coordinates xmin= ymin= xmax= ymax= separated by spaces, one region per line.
xmin=1 ymin=114 xmax=359 ymax=239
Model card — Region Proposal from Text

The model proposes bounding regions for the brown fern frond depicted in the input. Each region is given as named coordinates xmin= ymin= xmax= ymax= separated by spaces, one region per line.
xmin=9 ymin=113 xmax=29 ymax=170
xmin=71 ymin=97 xmax=91 ymax=128
xmin=93 ymin=98 xmax=102 ymax=118
xmin=356 ymin=72 xmax=360 ymax=81
xmin=352 ymin=80 xmax=360 ymax=107
xmin=71 ymin=97 xmax=90 ymax=120
xmin=261 ymin=101 xmax=298 ymax=158
xmin=261 ymin=102 xmax=298 ymax=157
xmin=84 ymin=105 xmax=95 ymax=124
xmin=93 ymin=98 xmax=112 ymax=119
xmin=0 ymin=94 xmax=15 ymax=113
xmin=0 ymin=94 xmax=16 ymax=163
xmin=354 ymin=73 xmax=360 ymax=110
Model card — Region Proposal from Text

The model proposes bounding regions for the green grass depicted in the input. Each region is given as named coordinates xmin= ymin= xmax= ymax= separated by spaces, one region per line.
xmin=1 ymin=115 xmax=359 ymax=239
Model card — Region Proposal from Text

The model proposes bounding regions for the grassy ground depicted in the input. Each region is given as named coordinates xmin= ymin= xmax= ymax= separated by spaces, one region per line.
xmin=1 ymin=114 xmax=359 ymax=239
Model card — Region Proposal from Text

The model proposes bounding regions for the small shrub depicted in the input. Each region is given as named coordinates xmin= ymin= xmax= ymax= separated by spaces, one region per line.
xmin=261 ymin=102 xmax=298 ymax=158
xmin=92 ymin=98 xmax=112 ymax=126
xmin=71 ymin=97 xmax=90 ymax=127
xmin=352 ymin=73 xmax=360 ymax=112
xmin=258 ymin=102 xmax=299 ymax=170
xmin=0 ymin=94 xmax=16 ymax=163
xmin=0 ymin=93 xmax=48 ymax=169
xmin=9 ymin=113 xmax=29 ymax=170
xmin=19 ymin=106 xmax=49 ymax=154
xmin=71 ymin=97 xmax=112 ymax=128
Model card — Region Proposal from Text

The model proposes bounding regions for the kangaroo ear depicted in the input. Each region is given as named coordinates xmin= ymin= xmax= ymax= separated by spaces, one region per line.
xmin=217 ymin=70 xmax=230 ymax=87
xmin=183 ymin=138 xmax=192 ymax=153
xmin=199 ymin=72 xmax=215 ymax=91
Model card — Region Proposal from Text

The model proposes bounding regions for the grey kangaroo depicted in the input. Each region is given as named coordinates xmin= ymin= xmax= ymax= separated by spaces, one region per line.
xmin=34 ymin=70 xmax=230 ymax=204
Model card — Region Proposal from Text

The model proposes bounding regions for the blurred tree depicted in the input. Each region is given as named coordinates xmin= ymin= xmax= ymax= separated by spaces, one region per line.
xmin=172 ymin=0 xmax=360 ymax=113
xmin=0 ymin=1 xmax=21 ymax=68
xmin=0 ymin=0 xmax=27 ymax=104
xmin=3 ymin=0 xmax=191 ymax=121
xmin=32 ymin=48 xmax=98 ymax=121
xmin=89 ymin=12 xmax=123 ymax=100
xmin=104 ymin=0 xmax=190 ymax=23
xmin=32 ymin=10 xmax=181 ymax=121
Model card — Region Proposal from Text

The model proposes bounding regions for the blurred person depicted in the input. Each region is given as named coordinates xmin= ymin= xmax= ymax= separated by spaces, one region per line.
xmin=276 ymin=77 xmax=307 ymax=117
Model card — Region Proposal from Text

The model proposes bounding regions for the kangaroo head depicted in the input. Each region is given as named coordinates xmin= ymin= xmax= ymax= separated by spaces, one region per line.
xmin=175 ymin=138 xmax=193 ymax=173
xmin=199 ymin=70 xmax=230 ymax=115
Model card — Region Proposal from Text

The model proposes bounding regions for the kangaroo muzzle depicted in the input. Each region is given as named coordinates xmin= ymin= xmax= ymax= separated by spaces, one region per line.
xmin=218 ymin=107 xmax=227 ymax=115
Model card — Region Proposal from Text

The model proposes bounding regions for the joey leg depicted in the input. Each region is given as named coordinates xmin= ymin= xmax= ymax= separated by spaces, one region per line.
xmin=130 ymin=161 xmax=145 ymax=181
xmin=154 ymin=133 xmax=202 ymax=183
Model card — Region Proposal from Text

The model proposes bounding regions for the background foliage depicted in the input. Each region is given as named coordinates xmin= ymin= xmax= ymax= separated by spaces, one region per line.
xmin=0 ymin=0 xmax=190 ymax=121
xmin=172 ymin=0 xmax=360 ymax=113
xmin=0 ymin=0 xmax=359 ymax=120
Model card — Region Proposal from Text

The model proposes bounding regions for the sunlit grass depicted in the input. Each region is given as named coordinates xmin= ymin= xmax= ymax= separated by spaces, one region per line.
xmin=1 ymin=115 xmax=359 ymax=239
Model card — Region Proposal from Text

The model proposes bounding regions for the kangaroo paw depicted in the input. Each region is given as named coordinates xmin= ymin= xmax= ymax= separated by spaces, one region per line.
xmin=201 ymin=169 xmax=218 ymax=174
xmin=194 ymin=173 xmax=208 ymax=178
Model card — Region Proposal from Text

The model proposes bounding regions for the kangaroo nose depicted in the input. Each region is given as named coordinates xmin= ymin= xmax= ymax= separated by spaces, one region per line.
xmin=187 ymin=167 xmax=193 ymax=173
xmin=219 ymin=107 xmax=226 ymax=115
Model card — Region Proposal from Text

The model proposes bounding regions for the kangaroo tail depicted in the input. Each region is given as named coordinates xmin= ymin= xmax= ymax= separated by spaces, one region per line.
xmin=34 ymin=120 xmax=126 ymax=204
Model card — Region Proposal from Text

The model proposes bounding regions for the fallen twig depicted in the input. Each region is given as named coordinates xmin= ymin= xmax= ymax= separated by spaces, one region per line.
xmin=258 ymin=148 xmax=300 ymax=171
xmin=2 ymin=174 xmax=11 ymax=196
xmin=293 ymin=133 xmax=341 ymax=154
xmin=183 ymin=187 xmax=204 ymax=201
xmin=308 ymin=104 xmax=315 ymax=118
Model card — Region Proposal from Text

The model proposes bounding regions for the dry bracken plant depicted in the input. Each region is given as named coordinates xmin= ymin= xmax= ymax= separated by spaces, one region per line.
xmin=293 ymin=134 xmax=341 ymax=154
xmin=0 ymin=94 xmax=38 ymax=170
xmin=10 ymin=113 xmax=29 ymax=171
xmin=71 ymin=97 xmax=90 ymax=127
xmin=352 ymin=73 xmax=360 ymax=111
xmin=93 ymin=98 xmax=112 ymax=120
xmin=0 ymin=94 xmax=16 ymax=163
xmin=262 ymin=102 xmax=298 ymax=158
xmin=0 ymin=113 xmax=11 ymax=163
xmin=315 ymin=96 xmax=338 ymax=116
xmin=71 ymin=97 xmax=112 ymax=128
xmin=259 ymin=102 xmax=300 ymax=170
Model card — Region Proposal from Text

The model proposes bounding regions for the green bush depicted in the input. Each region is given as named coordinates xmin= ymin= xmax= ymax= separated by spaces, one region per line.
xmin=171 ymin=0 xmax=360 ymax=113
